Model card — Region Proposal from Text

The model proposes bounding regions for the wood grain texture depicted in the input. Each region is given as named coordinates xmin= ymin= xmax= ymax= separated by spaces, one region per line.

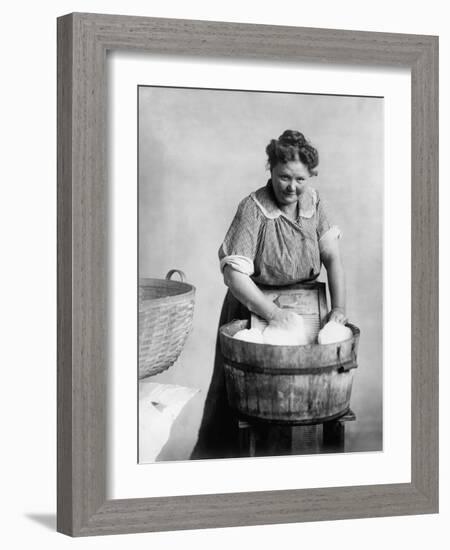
xmin=57 ymin=14 xmax=74 ymax=535
xmin=57 ymin=12 xmax=439 ymax=537
xmin=410 ymin=35 xmax=439 ymax=507
xmin=58 ymin=12 xmax=108 ymax=535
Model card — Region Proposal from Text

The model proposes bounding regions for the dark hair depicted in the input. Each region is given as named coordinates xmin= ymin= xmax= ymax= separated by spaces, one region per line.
xmin=265 ymin=129 xmax=319 ymax=175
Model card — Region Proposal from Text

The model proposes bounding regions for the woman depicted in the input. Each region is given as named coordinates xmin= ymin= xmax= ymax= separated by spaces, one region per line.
xmin=191 ymin=129 xmax=346 ymax=460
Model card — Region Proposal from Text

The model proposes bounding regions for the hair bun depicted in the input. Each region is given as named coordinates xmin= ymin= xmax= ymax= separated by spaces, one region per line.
xmin=265 ymin=129 xmax=318 ymax=174
xmin=279 ymin=130 xmax=306 ymax=147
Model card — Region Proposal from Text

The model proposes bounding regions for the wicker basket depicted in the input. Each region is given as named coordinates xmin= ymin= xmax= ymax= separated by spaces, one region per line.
xmin=139 ymin=270 xmax=195 ymax=379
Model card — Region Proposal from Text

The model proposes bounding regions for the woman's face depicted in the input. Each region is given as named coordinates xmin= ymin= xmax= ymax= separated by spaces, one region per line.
xmin=271 ymin=160 xmax=311 ymax=209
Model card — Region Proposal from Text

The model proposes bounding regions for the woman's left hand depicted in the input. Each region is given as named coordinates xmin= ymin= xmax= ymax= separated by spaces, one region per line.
xmin=327 ymin=307 xmax=348 ymax=324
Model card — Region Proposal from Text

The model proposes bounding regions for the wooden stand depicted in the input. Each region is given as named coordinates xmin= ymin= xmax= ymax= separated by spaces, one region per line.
xmin=238 ymin=409 xmax=356 ymax=457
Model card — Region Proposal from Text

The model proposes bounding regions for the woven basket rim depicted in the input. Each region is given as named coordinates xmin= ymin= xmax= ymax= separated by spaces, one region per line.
xmin=139 ymin=277 xmax=195 ymax=300
xmin=140 ymin=275 xmax=195 ymax=287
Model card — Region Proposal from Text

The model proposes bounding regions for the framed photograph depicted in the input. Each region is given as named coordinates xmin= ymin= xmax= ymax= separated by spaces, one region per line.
xmin=57 ymin=13 xmax=438 ymax=536
xmin=136 ymin=85 xmax=382 ymax=465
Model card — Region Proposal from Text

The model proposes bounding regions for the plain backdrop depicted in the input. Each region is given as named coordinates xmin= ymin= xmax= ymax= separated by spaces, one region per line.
xmin=139 ymin=87 xmax=383 ymax=460
xmin=0 ymin=1 xmax=447 ymax=549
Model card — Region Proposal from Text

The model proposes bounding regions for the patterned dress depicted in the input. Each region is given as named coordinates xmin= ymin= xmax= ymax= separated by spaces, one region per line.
xmin=190 ymin=180 xmax=340 ymax=459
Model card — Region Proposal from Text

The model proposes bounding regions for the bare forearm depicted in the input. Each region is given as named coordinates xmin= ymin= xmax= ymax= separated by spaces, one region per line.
xmin=326 ymin=257 xmax=346 ymax=313
xmin=223 ymin=266 xmax=276 ymax=321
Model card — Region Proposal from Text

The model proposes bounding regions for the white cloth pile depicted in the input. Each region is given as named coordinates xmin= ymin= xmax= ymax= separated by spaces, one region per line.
xmin=263 ymin=313 xmax=309 ymax=345
xmin=139 ymin=382 xmax=199 ymax=463
xmin=317 ymin=320 xmax=352 ymax=344
xmin=233 ymin=327 xmax=266 ymax=344
xmin=233 ymin=314 xmax=352 ymax=346
xmin=234 ymin=312 xmax=310 ymax=345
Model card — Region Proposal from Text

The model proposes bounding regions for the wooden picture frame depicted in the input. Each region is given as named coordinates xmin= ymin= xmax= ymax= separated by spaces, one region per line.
xmin=57 ymin=12 xmax=438 ymax=536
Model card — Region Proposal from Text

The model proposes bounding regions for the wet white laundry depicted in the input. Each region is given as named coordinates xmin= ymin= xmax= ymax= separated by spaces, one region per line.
xmin=233 ymin=327 xmax=265 ymax=344
xmin=317 ymin=320 xmax=352 ymax=345
xmin=233 ymin=313 xmax=317 ymax=346
xmin=263 ymin=312 xmax=309 ymax=346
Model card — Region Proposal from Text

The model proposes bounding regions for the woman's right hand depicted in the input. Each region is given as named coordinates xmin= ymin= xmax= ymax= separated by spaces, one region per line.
xmin=268 ymin=307 xmax=301 ymax=328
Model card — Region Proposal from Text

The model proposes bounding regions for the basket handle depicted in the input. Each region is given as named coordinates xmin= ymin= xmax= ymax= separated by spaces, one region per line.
xmin=165 ymin=269 xmax=186 ymax=282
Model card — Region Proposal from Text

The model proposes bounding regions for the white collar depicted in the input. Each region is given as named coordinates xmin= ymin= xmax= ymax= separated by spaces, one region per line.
xmin=250 ymin=180 xmax=317 ymax=220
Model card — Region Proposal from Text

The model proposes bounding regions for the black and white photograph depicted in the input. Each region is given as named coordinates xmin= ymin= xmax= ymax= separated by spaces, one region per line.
xmin=138 ymin=85 xmax=383 ymax=463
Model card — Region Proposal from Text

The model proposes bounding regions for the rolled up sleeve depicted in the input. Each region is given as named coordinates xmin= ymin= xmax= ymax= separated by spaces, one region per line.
xmin=314 ymin=191 xmax=342 ymax=256
xmin=315 ymin=191 xmax=331 ymax=240
xmin=218 ymin=197 xmax=261 ymax=276
xmin=319 ymin=225 xmax=342 ymax=256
